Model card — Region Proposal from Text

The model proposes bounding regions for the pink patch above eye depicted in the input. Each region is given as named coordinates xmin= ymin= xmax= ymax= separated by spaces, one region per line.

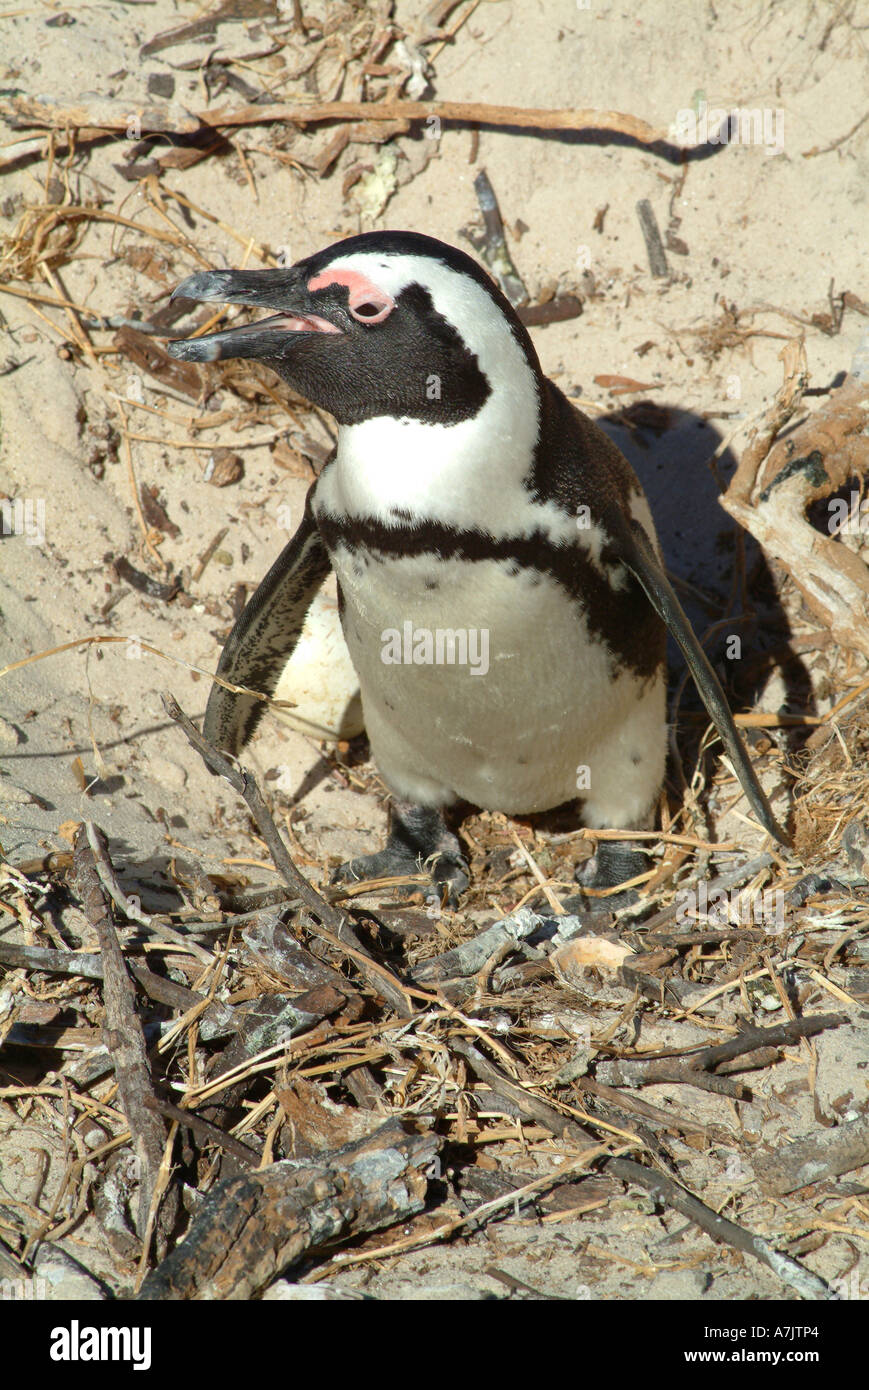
xmin=307 ymin=267 xmax=395 ymax=323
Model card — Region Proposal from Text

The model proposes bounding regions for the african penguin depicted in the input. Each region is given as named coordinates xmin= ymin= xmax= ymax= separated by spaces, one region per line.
xmin=168 ymin=230 xmax=789 ymax=904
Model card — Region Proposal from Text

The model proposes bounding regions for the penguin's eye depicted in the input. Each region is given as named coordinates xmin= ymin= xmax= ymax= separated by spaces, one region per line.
xmin=348 ymin=288 xmax=394 ymax=325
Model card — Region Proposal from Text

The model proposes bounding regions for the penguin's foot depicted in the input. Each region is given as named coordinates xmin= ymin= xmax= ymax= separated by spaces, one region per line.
xmin=332 ymin=801 xmax=469 ymax=907
xmin=570 ymin=841 xmax=652 ymax=913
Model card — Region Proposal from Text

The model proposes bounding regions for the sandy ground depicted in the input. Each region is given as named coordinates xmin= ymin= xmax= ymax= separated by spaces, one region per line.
xmin=0 ymin=0 xmax=868 ymax=1304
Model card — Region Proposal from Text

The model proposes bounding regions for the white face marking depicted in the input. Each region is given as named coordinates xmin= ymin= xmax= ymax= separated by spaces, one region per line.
xmin=311 ymin=249 xmax=608 ymax=555
xmin=317 ymin=250 xmax=541 ymax=525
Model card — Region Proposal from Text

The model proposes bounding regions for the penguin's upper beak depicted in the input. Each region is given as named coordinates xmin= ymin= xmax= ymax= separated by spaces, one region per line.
xmin=166 ymin=267 xmax=342 ymax=363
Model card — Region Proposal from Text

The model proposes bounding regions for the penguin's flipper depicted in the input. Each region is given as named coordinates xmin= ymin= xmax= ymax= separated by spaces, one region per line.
xmin=203 ymin=491 xmax=332 ymax=755
xmin=620 ymin=518 xmax=791 ymax=847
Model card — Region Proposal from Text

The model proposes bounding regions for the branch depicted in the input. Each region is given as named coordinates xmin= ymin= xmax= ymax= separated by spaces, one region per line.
xmin=1 ymin=95 xmax=671 ymax=145
xmin=162 ymin=694 xmax=412 ymax=1018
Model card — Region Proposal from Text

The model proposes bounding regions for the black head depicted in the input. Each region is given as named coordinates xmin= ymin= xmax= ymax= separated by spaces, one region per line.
xmin=167 ymin=230 xmax=541 ymax=426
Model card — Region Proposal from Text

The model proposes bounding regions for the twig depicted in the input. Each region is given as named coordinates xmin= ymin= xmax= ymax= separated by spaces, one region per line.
xmin=456 ymin=1036 xmax=834 ymax=1299
xmin=575 ymin=1077 xmax=716 ymax=1140
xmin=605 ymin=1157 xmax=833 ymax=1299
xmin=1 ymin=95 xmax=671 ymax=145
xmin=143 ymin=1095 xmax=260 ymax=1168
xmin=191 ymin=527 xmax=229 ymax=584
xmin=752 ymin=1114 xmax=869 ymax=1195
xmin=0 ymin=633 xmax=297 ymax=712
xmin=803 ymin=109 xmax=869 ymax=158
xmin=162 ymin=694 xmax=413 ymax=1017
xmin=85 ymin=821 xmax=214 ymax=966
xmin=0 ymin=940 xmax=236 ymax=1036
xmin=595 ymin=1014 xmax=846 ymax=1093
xmin=452 ymin=1039 xmax=595 ymax=1145
xmin=640 ymin=853 xmax=774 ymax=935
xmin=635 ymin=199 xmax=669 ymax=277
xmin=72 ymin=823 xmax=175 ymax=1250
xmin=410 ymin=909 xmax=541 ymax=986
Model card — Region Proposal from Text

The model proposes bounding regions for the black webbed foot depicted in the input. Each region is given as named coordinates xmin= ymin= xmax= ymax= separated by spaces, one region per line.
xmin=566 ymin=840 xmax=652 ymax=913
xmin=332 ymin=800 xmax=469 ymax=907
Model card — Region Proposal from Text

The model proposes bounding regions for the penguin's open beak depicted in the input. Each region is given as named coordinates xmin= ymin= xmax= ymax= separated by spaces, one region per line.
xmin=166 ymin=268 xmax=342 ymax=363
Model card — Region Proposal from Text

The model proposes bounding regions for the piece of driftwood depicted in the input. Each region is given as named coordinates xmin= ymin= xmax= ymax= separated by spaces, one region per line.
xmin=163 ymin=694 xmax=412 ymax=1018
xmin=595 ymin=1014 xmax=845 ymax=1093
xmin=410 ymin=908 xmax=541 ymax=984
xmin=752 ymin=1114 xmax=869 ymax=1196
xmin=456 ymin=1038 xmax=833 ymax=1299
xmin=721 ymin=332 xmax=869 ymax=658
xmin=241 ymin=911 xmax=352 ymax=996
xmin=0 ymin=95 xmax=670 ymax=145
xmin=73 ymin=823 xmax=175 ymax=1248
xmin=136 ymin=1120 xmax=439 ymax=1299
xmin=0 ymin=940 xmax=236 ymax=1038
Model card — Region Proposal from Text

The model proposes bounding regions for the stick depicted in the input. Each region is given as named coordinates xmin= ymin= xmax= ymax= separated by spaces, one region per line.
xmin=85 ymin=821 xmax=214 ymax=966
xmin=1 ymin=95 xmax=671 ymax=145
xmin=162 ymin=694 xmax=412 ymax=1018
xmin=410 ymin=908 xmax=541 ymax=985
xmin=73 ymin=824 xmax=175 ymax=1248
xmin=136 ymin=1120 xmax=439 ymax=1299
xmin=606 ymin=1157 xmax=833 ymax=1299
xmin=752 ymin=1114 xmax=869 ymax=1196
xmin=0 ymin=940 xmax=236 ymax=1036
xmin=456 ymin=1036 xmax=834 ymax=1299
xmin=595 ymin=1014 xmax=845 ymax=1093
xmin=635 ymin=199 xmax=669 ymax=277
xmin=143 ymin=1095 xmax=260 ymax=1168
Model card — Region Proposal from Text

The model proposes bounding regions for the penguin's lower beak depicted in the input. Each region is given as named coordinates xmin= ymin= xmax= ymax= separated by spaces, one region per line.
xmin=166 ymin=268 xmax=342 ymax=363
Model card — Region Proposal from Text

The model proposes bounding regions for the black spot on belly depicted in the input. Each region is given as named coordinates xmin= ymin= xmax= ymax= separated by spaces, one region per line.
xmin=424 ymin=577 xmax=440 ymax=591
xmin=630 ymin=752 xmax=643 ymax=766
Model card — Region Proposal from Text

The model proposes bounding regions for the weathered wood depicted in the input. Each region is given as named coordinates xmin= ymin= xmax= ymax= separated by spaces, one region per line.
xmin=0 ymin=95 xmax=669 ymax=146
xmin=753 ymin=1114 xmax=869 ymax=1196
xmin=595 ymin=1014 xmax=845 ymax=1093
xmin=163 ymin=694 xmax=413 ymax=1018
xmin=137 ymin=1120 xmax=439 ymax=1299
xmin=73 ymin=824 xmax=174 ymax=1247
xmin=721 ymin=336 xmax=869 ymax=659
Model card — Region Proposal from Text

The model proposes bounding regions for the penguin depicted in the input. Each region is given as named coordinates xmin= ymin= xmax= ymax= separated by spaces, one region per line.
xmin=167 ymin=230 xmax=789 ymax=904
